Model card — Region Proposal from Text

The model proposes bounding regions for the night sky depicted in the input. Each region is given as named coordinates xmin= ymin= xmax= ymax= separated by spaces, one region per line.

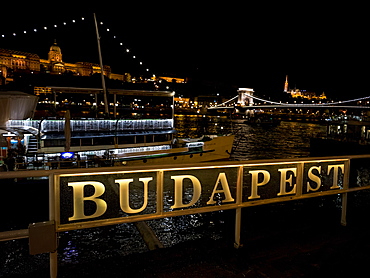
xmin=0 ymin=4 xmax=368 ymax=99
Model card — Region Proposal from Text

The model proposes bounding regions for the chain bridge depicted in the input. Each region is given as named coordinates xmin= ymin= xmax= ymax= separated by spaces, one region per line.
xmin=209 ymin=88 xmax=370 ymax=110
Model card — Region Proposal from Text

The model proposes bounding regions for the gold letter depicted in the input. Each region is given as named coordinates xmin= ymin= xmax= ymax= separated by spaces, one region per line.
xmin=171 ymin=175 xmax=201 ymax=209
xmin=307 ymin=166 xmax=322 ymax=192
xmin=248 ymin=170 xmax=270 ymax=200
xmin=328 ymin=164 xmax=344 ymax=189
xmin=207 ymin=172 xmax=235 ymax=205
xmin=277 ymin=168 xmax=297 ymax=196
xmin=116 ymin=177 xmax=152 ymax=214
xmin=68 ymin=181 xmax=107 ymax=221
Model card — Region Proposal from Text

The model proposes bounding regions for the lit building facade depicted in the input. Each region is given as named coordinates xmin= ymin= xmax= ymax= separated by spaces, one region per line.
xmin=40 ymin=42 xmax=112 ymax=76
xmin=0 ymin=42 xmax=126 ymax=82
xmin=288 ymin=88 xmax=327 ymax=100
xmin=0 ymin=48 xmax=40 ymax=83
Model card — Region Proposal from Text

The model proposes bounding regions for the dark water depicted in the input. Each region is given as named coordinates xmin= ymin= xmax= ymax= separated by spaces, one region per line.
xmin=0 ymin=117 xmax=348 ymax=277
xmin=175 ymin=115 xmax=327 ymax=160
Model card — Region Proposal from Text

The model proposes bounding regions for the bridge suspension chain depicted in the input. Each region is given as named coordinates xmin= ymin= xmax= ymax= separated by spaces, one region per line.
xmin=223 ymin=94 xmax=370 ymax=107
xmin=216 ymin=95 xmax=238 ymax=107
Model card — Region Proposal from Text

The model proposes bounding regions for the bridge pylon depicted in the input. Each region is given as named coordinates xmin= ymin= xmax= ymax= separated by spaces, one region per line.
xmin=237 ymin=88 xmax=254 ymax=106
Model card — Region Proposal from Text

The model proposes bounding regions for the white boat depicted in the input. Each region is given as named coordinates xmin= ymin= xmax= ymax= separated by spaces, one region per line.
xmin=1 ymin=89 xmax=234 ymax=169
xmin=5 ymin=119 xmax=234 ymax=169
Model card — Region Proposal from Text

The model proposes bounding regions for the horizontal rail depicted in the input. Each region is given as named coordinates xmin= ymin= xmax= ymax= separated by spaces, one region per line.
xmin=0 ymin=229 xmax=29 ymax=241
xmin=1 ymin=153 xmax=370 ymax=180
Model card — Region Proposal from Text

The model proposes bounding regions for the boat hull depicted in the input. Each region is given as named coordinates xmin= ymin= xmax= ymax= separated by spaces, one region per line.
xmin=118 ymin=135 xmax=235 ymax=166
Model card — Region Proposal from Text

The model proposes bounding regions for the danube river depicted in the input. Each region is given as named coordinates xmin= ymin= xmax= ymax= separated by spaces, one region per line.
xmin=175 ymin=114 xmax=327 ymax=160
xmin=0 ymin=116 xmax=340 ymax=276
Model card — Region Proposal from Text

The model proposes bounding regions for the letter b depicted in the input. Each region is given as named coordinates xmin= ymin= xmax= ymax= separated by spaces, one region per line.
xmin=68 ymin=181 xmax=107 ymax=221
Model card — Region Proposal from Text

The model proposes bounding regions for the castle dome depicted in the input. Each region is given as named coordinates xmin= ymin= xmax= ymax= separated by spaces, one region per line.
xmin=50 ymin=42 xmax=61 ymax=53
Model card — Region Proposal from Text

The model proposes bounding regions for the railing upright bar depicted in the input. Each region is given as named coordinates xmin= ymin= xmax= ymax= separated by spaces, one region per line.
xmin=341 ymin=159 xmax=351 ymax=226
xmin=156 ymin=170 xmax=164 ymax=215
xmin=296 ymin=162 xmax=304 ymax=197
xmin=49 ymin=173 xmax=58 ymax=278
xmin=234 ymin=166 xmax=243 ymax=249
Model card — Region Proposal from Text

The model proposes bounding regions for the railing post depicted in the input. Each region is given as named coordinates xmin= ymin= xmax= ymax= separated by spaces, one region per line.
xmin=234 ymin=166 xmax=243 ymax=249
xmin=49 ymin=173 xmax=58 ymax=278
xmin=341 ymin=193 xmax=348 ymax=226
xmin=341 ymin=159 xmax=350 ymax=226
xmin=234 ymin=208 xmax=242 ymax=248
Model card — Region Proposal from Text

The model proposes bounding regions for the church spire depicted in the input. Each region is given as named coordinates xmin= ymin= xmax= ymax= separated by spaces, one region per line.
xmin=284 ymin=75 xmax=289 ymax=92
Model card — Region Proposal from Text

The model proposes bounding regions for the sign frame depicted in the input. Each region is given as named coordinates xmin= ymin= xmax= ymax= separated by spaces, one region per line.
xmin=53 ymin=157 xmax=350 ymax=233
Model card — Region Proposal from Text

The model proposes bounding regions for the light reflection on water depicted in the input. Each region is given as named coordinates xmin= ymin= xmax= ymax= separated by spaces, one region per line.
xmin=175 ymin=115 xmax=327 ymax=160
xmin=230 ymin=121 xmax=327 ymax=160
xmin=0 ymin=117 xmax=330 ymax=275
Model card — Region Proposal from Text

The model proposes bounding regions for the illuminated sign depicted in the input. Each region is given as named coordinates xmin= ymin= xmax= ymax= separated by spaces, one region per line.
xmin=60 ymin=152 xmax=75 ymax=159
xmin=57 ymin=158 xmax=348 ymax=229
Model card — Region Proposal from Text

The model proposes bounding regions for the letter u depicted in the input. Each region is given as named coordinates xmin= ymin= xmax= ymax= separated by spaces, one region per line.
xmin=116 ymin=177 xmax=152 ymax=214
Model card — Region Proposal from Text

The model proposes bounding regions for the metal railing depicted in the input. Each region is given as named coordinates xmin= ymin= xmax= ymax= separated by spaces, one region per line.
xmin=1 ymin=154 xmax=370 ymax=277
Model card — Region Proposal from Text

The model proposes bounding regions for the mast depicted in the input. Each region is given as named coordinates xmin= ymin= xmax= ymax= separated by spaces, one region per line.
xmin=93 ymin=13 xmax=109 ymax=115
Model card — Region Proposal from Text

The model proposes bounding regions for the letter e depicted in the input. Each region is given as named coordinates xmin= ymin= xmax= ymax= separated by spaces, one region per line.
xmin=277 ymin=168 xmax=297 ymax=196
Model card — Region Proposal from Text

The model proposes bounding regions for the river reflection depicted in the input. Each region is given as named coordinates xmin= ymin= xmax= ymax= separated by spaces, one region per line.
xmin=175 ymin=115 xmax=327 ymax=160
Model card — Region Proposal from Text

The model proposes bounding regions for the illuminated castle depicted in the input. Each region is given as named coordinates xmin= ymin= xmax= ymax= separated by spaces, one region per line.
xmin=284 ymin=75 xmax=326 ymax=100
xmin=0 ymin=41 xmax=126 ymax=83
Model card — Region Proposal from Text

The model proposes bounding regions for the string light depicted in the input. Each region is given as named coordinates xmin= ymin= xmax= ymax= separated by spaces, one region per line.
xmin=0 ymin=15 xmax=154 ymax=76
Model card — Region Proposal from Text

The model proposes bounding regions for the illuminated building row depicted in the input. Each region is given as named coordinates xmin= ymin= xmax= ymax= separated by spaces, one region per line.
xmin=0 ymin=42 xmax=128 ymax=83
xmin=0 ymin=42 xmax=187 ymax=86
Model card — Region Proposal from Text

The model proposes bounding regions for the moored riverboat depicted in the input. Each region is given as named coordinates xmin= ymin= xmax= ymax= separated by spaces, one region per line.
xmin=0 ymin=89 xmax=234 ymax=170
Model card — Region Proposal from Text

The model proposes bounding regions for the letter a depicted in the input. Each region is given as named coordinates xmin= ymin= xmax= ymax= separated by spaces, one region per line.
xmin=68 ymin=181 xmax=107 ymax=221
xmin=207 ymin=172 xmax=234 ymax=205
